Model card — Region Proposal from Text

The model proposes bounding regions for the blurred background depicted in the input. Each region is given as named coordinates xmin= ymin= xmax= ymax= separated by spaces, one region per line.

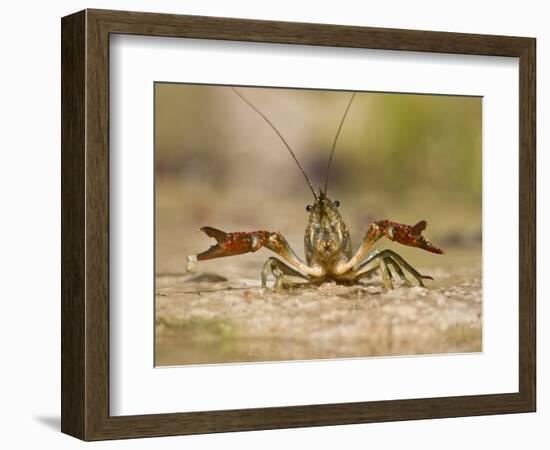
xmin=155 ymin=83 xmax=482 ymax=365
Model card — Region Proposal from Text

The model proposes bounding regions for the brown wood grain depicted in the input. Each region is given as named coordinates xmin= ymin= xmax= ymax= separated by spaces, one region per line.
xmin=61 ymin=8 xmax=536 ymax=441
xmin=518 ymin=38 xmax=536 ymax=408
xmin=61 ymin=10 xmax=86 ymax=439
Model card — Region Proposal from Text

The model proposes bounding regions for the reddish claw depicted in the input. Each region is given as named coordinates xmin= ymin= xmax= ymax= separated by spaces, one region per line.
xmin=375 ymin=220 xmax=444 ymax=254
xmin=187 ymin=226 xmax=317 ymax=277
xmin=196 ymin=227 xmax=271 ymax=260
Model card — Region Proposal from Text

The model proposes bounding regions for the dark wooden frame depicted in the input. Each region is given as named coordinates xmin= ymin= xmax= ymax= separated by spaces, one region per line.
xmin=61 ymin=8 xmax=536 ymax=441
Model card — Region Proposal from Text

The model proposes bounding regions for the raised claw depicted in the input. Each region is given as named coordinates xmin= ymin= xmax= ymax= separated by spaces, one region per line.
xmin=188 ymin=227 xmax=320 ymax=277
xmin=375 ymin=220 xmax=444 ymax=254
xmin=195 ymin=226 xmax=271 ymax=260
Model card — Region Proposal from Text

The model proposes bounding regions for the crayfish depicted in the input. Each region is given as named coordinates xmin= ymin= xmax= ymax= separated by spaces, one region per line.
xmin=187 ymin=88 xmax=443 ymax=290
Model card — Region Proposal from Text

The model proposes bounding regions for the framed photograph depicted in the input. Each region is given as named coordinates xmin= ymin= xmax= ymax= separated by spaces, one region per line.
xmin=61 ymin=9 xmax=536 ymax=441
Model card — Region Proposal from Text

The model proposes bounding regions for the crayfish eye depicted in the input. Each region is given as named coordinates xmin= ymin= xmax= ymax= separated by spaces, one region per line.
xmin=334 ymin=200 xmax=340 ymax=208
xmin=306 ymin=205 xmax=312 ymax=212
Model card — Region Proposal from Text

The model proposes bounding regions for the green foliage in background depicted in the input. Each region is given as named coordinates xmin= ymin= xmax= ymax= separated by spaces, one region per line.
xmin=334 ymin=93 xmax=481 ymax=201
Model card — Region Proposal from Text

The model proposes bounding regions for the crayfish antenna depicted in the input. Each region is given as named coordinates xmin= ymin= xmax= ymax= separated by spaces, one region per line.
xmin=323 ymin=92 xmax=356 ymax=195
xmin=231 ymin=87 xmax=317 ymax=199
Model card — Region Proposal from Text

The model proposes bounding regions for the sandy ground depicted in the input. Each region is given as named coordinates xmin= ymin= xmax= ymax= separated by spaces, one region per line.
xmin=155 ymin=246 xmax=482 ymax=366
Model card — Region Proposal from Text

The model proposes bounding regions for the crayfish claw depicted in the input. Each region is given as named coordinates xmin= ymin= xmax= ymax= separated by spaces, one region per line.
xmin=421 ymin=239 xmax=444 ymax=254
xmin=200 ymin=226 xmax=227 ymax=242
xmin=376 ymin=219 xmax=444 ymax=254
xmin=193 ymin=226 xmax=272 ymax=261
xmin=411 ymin=220 xmax=427 ymax=237
xmin=196 ymin=243 xmax=228 ymax=260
